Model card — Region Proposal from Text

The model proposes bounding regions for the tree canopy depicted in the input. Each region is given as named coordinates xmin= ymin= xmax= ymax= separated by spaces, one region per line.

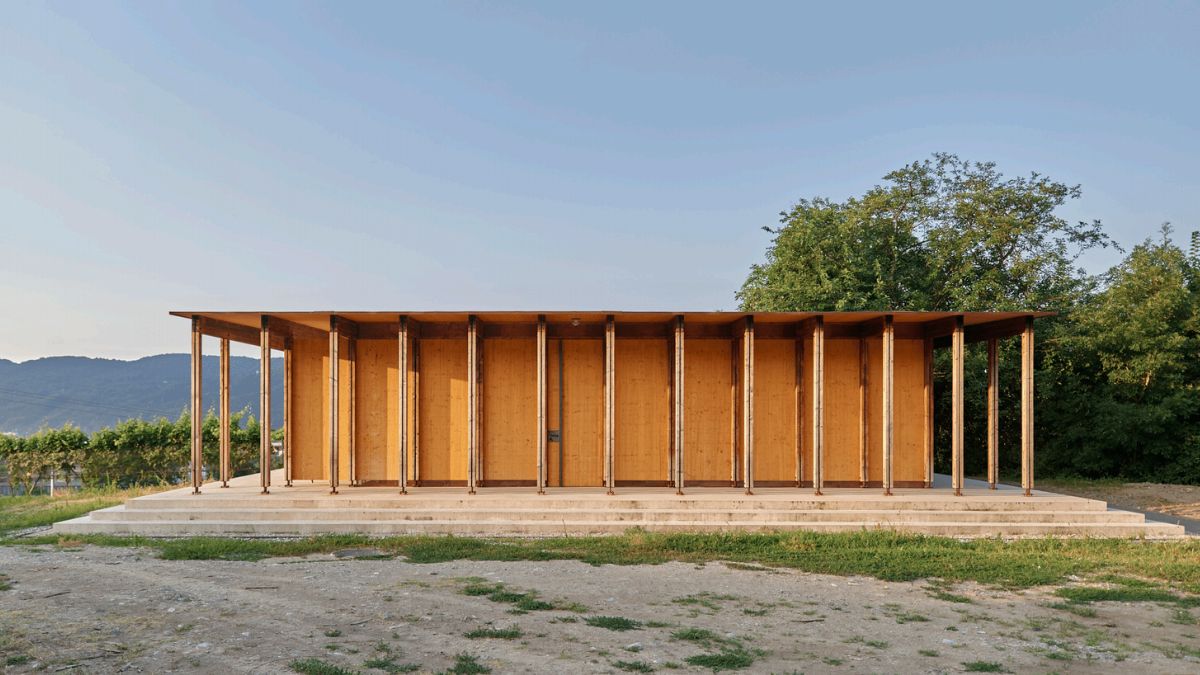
xmin=740 ymin=154 xmax=1199 ymax=482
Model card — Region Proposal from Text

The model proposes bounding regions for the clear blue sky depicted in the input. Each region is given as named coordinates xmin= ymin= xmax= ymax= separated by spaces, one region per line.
xmin=2 ymin=1 xmax=1197 ymax=361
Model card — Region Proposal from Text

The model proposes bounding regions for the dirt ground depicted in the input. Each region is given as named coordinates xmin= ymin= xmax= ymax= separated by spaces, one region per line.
xmin=1036 ymin=482 xmax=1200 ymax=520
xmin=3 ymin=545 xmax=1200 ymax=674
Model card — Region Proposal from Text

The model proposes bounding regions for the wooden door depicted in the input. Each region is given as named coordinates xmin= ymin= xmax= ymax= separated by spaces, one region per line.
xmin=546 ymin=339 xmax=604 ymax=486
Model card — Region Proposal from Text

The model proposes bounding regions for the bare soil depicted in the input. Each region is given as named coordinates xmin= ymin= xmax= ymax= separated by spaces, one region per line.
xmin=2 ymin=544 xmax=1199 ymax=674
xmin=1037 ymin=481 xmax=1200 ymax=519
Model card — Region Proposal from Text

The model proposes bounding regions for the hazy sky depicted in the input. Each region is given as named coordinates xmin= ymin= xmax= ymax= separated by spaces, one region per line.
xmin=2 ymin=1 xmax=1197 ymax=362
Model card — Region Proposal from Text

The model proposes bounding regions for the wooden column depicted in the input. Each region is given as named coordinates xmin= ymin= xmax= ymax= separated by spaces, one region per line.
xmin=987 ymin=337 xmax=999 ymax=490
xmin=347 ymin=334 xmax=357 ymax=486
xmin=881 ymin=315 xmax=895 ymax=496
xmin=923 ymin=336 xmax=934 ymax=488
xmin=673 ymin=315 xmax=685 ymax=494
xmin=536 ymin=315 xmax=547 ymax=494
xmin=190 ymin=317 xmax=203 ymax=495
xmin=858 ymin=336 xmax=868 ymax=487
xmin=284 ymin=338 xmax=293 ymax=487
xmin=467 ymin=315 xmax=478 ymax=494
xmin=951 ymin=315 xmax=965 ymax=496
xmin=1021 ymin=316 xmax=1035 ymax=496
xmin=219 ymin=338 xmax=231 ymax=488
xmin=742 ymin=317 xmax=755 ymax=494
xmin=604 ymin=315 xmax=616 ymax=495
xmin=398 ymin=316 xmax=409 ymax=494
xmin=328 ymin=316 xmax=340 ymax=494
xmin=259 ymin=315 xmax=271 ymax=495
xmin=811 ymin=316 xmax=825 ymax=495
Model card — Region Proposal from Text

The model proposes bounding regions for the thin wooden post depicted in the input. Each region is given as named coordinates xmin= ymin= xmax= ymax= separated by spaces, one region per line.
xmin=536 ymin=315 xmax=547 ymax=494
xmin=467 ymin=315 xmax=478 ymax=494
xmin=284 ymin=338 xmax=293 ymax=487
xmin=1021 ymin=316 xmax=1035 ymax=496
xmin=398 ymin=316 xmax=409 ymax=494
xmin=219 ymin=338 xmax=231 ymax=488
xmin=259 ymin=315 xmax=271 ymax=495
xmin=673 ymin=315 xmax=685 ymax=494
xmin=742 ymin=316 xmax=754 ymax=494
xmin=811 ymin=316 xmax=825 ymax=496
xmin=987 ymin=337 xmax=999 ymax=490
xmin=951 ymin=315 xmax=965 ymax=496
xmin=190 ymin=317 xmax=203 ymax=495
xmin=348 ymin=334 xmax=356 ymax=486
xmin=329 ymin=316 xmax=340 ymax=494
xmin=923 ymin=336 xmax=934 ymax=488
xmin=858 ymin=336 xmax=868 ymax=487
xmin=881 ymin=315 xmax=894 ymax=496
xmin=604 ymin=315 xmax=616 ymax=495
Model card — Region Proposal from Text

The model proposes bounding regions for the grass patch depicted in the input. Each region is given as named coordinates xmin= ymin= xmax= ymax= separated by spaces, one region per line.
xmin=1170 ymin=607 xmax=1197 ymax=625
xmin=0 ymin=486 xmax=165 ymax=536
xmin=463 ymin=626 xmax=522 ymax=639
xmin=0 ymin=573 xmax=12 ymax=591
xmin=1046 ymin=602 xmax=1098 ymax=618
xmin=1055 ymin=586 xmax=1200 ymax=606
xmin=446 ymin=652 xmax=490 ymax=674
xmin=672 ymin=592 xmax=738 ymax=613
xmin=683 ymin=648 xmax=755 ymax=671
xmin=288 ymin=658 xmax=359 ymax=674
xmin=324 ymin=629 xmax=342 ymax=638
xmin=671 ymin=627 xmax=740 ymax=650
xmin=961 ymin=661 xmax=1010 ymax=673
xmin=918 ymin=649 xmax=939 ymax=657
xmin=7 ymin=528 xmax=1200 ymax=595
xmin=362 ymin=656 xmax=420 ymax=673
xmin=585 ymin=615 xmax=643 ymax=631
xmin=612 ymin=660 xmax=656 ymax=672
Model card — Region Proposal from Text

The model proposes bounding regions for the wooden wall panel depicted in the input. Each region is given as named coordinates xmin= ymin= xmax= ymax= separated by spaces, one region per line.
xmin=614 ymin=339 xmax=670 ymax=482
xmin=822 ymin=338 xmax=861 ymax=482
xmin=546 ymin=340 xmax=604 ymax=486
xmin=354 ymin=339 xmax=398 ymax=482
xmin=418 ymin=338 xmax=468 ymax=482
xmin=866 ymin=338 xmax=883 ymax=483
xmin=753 ymin=339 xmax=796 ymax=482
xmin=683 ymin=339 xmax=733 ymax=483
xmin=800 ymin=336 xmax=812 ymax=483
xmin=894 ymin=339 xmax=926 ymax=482
xmin=338 ymin=336 xmax=353 ymax=483
xmin=482 ymin=339 xmax=537 ymax=482
xmin=291 ymin=337 xmax=327 ymax=481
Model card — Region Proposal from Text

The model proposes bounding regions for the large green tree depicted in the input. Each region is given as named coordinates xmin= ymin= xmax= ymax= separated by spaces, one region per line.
xmin=738 ymin=154 xmax=1114 ymax=477
xmin=1039 ymin=227 xmax=1200 ymax=479
xmin=738 ymin=153 xmax=1109 ymax=312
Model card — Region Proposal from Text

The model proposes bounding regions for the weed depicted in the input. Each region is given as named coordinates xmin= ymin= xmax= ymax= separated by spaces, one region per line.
xmin=463 ymin=626 xmax=522 ymax=640
xmin=961 ymin=662 xmax=1010 ymax=673
xmin=324 ymin=629 xmax=343 ymax=638
xmin=1170 ymin=608 xmax=1196 ymax=625
xmin=918 ymin=649 xmax=939 ymax=657
xmin=612 ymin=660 xmax=655 ymax=672
xmin=684 ymin=648 xmax=755 ymax=671
xmin=1046 ymin=602 xmax=1097 ymax=618
xmin=6 ymin=655 xmax=31 ymax=665
xmin=362 ymin=656 xmax=420 ymax=673
xmin=585 ymin=616 xmax=643 ymax=631
xmin=446 ymin=652 xmax=491 ymax=674
xmin=1055 ymin=586 xmax=1199 ymax=606
xmin=288 ymin=658 xmax=359 ymax=675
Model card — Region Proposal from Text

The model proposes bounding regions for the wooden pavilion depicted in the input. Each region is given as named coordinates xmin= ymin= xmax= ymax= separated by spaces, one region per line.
xmin=175 ymin=311 xmax=1048 ymax=498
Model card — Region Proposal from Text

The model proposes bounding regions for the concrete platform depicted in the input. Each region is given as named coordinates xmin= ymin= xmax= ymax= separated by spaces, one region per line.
xmin=53 ymin=471 xmax=1187 ymax=539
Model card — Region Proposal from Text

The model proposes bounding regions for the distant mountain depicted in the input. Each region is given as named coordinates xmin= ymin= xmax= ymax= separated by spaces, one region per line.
xmin=0 ymin=354 xmax=283 ymax=435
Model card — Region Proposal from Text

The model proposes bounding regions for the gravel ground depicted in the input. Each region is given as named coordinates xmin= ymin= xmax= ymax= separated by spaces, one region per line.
xmin=2 ymin=544 xmax=1199 ymax=674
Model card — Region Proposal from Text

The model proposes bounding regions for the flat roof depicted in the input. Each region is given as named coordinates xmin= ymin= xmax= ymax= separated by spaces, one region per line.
xmin=173 ymin=310 xmax=1053 ymax=345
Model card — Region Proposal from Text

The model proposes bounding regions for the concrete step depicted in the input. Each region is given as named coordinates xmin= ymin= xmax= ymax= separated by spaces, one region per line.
xmin=126 ymin=496 xmax=1110 ymax=513
xmin=93 ymin=506 xmax=1148 ymax=525
xmin=53 ymin=515 xmax=1186 ymax=539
